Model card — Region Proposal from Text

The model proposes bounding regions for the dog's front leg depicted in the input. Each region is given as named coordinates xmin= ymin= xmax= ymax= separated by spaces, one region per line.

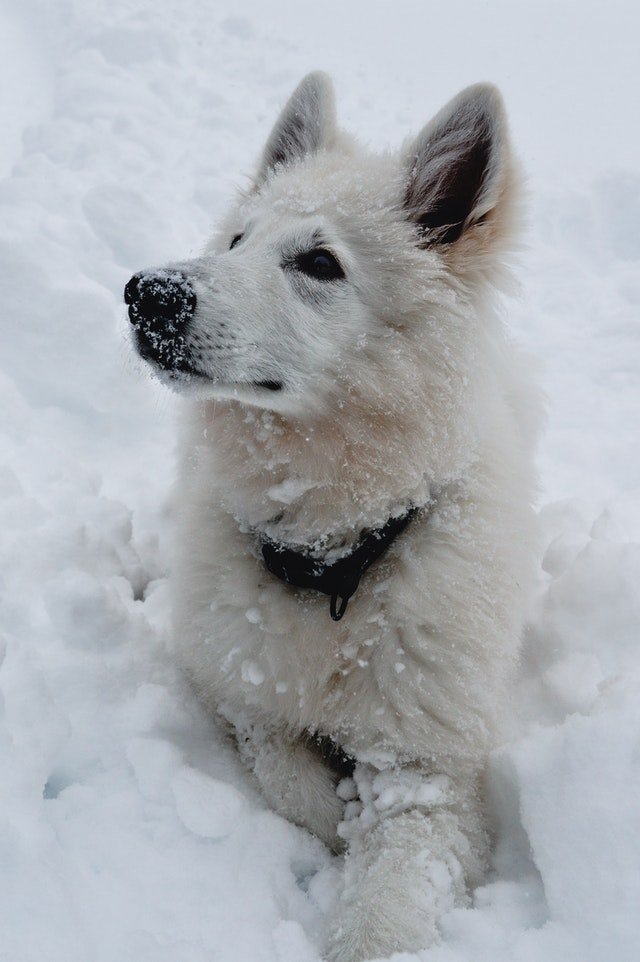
xmin=239 ymin=730 xmax=347 ymax=851
xmin=326 ymin=766 xmax=486 ymax=962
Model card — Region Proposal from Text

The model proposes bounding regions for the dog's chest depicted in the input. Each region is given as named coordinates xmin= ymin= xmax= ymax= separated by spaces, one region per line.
xmin=198 ymin=547 xmax=409 ymax=745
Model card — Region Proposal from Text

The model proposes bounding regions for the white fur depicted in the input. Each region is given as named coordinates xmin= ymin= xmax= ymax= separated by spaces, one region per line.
xmin=132 ymin=73 xmax=541 ymax=961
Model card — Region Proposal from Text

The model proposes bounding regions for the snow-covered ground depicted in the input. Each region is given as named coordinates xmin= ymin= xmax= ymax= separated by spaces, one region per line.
xmin=1 ymin=1 xmax=639 ymax=959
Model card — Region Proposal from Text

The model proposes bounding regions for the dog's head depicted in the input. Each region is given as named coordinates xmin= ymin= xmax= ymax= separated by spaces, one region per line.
xmin=126 ymin=73 xmax=517 ymax=419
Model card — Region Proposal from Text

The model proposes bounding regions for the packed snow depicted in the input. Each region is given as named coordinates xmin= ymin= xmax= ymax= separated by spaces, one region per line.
xmin=1 ymin=1 xmax=639 ymax=960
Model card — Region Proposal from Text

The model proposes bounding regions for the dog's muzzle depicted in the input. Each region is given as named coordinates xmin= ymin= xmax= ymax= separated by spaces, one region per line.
xmin=124 ymin=270 xmax=196 ymax=371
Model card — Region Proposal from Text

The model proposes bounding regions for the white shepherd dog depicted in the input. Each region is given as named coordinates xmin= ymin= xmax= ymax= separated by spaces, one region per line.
xmin=126 ymin=73 xmax=540 ymax=962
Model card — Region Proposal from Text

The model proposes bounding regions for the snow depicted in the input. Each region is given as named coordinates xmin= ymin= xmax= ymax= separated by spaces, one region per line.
xmin=1 ymin=1 xmax=639 ymax=960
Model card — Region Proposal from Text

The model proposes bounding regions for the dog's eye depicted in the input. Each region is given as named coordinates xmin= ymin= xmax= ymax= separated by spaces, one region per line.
xmin=295 ymin=248 xmax=345 ymax=281
xmin=229 ymin=233 xmax=243 ymax=250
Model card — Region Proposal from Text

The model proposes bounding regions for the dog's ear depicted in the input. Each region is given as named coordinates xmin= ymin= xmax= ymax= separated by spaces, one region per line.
xmin=256 ymin=72 xmax=337 ymax=183
xmin=403 ymin=84 xmax=513 ymax=248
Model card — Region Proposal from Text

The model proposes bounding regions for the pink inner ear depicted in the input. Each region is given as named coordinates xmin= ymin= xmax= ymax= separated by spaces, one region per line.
xmin=404 ymin=86 xmax=504 ymax=247
xmin=412 ymin=124 xmax=492 ymax=244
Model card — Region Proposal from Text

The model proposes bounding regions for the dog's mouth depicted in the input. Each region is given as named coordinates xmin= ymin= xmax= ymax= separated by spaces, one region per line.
xmin=132 ymin=326 xmax=285 ymax=397
xmin=254 ymin=380 xmax=284 ymax=392
xmin=155 ymin=362 xmax=284 ymax=394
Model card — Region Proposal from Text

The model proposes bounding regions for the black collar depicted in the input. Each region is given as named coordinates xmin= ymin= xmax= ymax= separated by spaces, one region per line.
xmin=261 ymin=505 xmax=418 ymax=622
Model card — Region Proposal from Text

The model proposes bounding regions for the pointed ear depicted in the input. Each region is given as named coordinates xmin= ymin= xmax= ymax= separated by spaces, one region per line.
xmin=403 ymin=83 xmax=513 ymax=247
xmin=256 ymin=72 xmax=337 ymax=184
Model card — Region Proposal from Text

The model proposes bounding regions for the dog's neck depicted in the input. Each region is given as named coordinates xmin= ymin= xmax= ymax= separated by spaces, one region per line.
xmin=190 ymin=390 xmax=447 ymax=553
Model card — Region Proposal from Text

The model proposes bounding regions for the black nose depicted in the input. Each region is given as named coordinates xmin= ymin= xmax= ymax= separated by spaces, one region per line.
xmin=125 ymin=270 xmax=197 ymax=370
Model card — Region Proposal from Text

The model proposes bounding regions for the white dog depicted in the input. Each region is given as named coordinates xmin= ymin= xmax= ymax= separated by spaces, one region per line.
xmin=126 ymin=73 xmax=540 ymax=961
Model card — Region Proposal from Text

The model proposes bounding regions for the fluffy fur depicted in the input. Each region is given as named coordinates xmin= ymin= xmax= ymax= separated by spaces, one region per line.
xmin=129 ymin=73 xmax=540 ymax=961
